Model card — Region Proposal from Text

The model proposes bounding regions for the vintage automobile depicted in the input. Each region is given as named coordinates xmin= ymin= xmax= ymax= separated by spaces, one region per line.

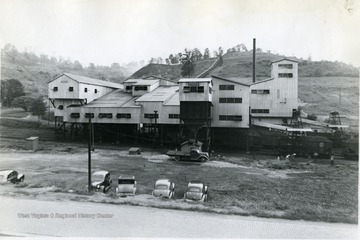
xmin=184 ymin=181 xmax=208 ymax=202
xmin=116 ymin=175 xmax=136 ymax=196
xmin=0 ymin=170 xmax=25 ymax=184
xmin=152 ymin=179 xmax=175 ymax=199
xmin=91 ymin=170 xmax=112 ymax=193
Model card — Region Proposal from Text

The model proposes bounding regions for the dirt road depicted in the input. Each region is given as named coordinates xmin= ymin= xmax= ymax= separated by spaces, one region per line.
xmin=0 ymin=196 xmax=357 ymax=238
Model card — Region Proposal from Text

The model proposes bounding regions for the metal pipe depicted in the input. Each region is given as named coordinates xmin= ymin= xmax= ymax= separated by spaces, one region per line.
xmin=88 ymin=118 xmax=92 ymax=193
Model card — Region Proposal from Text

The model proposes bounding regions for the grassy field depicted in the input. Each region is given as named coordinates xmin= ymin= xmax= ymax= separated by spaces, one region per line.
xmin=0 ymin=135 xmax=357 ymax=224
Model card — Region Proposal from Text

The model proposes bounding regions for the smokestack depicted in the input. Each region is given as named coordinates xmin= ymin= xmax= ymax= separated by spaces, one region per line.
xmin=253 ymin=38 xmax=256 ymax=83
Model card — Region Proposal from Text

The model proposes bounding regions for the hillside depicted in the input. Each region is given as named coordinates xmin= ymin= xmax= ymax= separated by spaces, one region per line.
xmin=127 ymin=58 xmax=216 ymax=81
xmin=1 ymin=50 xmax=128 ymax=97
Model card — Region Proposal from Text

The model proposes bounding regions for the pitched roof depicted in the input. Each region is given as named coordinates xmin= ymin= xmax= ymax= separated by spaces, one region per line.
xmin=51 ymin=73 xmax=123 ymax=89
xmin=78 ymin=89 xmax=139 ymax=108
xmin=124 ymin=79 xmax=159 ymax=86
xmin=211 ymin=75 xmax=250 ymax=87
xmin=178 ymin=78 xmax=212 ymax=83
xmin=251 ymin=77 xmax=275 ymax=85
xmin=271 ymin=58 xmax=298 ymax=64
xmin=135 ymin=86 xmax=178 ymax=102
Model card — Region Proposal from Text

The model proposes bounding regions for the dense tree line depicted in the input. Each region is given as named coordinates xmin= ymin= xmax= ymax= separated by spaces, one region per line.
xmin=1 ymin=79 xmax=47 ymax=121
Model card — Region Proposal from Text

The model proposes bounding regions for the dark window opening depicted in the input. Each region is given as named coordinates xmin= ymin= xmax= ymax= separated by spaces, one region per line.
xmin=94 ymin=89 xmax=98 ymax=93
xmin=278 ymin=73 xmax=293 ymax=78
xmin=70 ymin=113 xmax=80 ymax=118
xmin=53 ymin=87 xmax=58 ymax=91
xmin=169 ymin=114 xmax=180 ymax=119
xmin=219 ymin=98 xmax=242 ymax=103
xmin=116 ymin=113 xmax=131 ymax=119
xmin=98 ymin=113 xmax=113 ymax=118
xmin=251 ymin=109 xmax=270 ymax=114
xmin=278 ymin=64 xmax=293 ymax=69
xmin=84 ymin=88 xmax=88 ymax=92
xmin=69 ymin=87 xmax=74 ymax=92
xmin=219 ymin=85 xmax=234 ymax=90
xmin=144 ymin=113 xmax=159 ymax=119
xmin=219 ymin=115 xmax=242 ymax=121
xmin=134 ymin=86 xmax=148 ymax=91
xmin=251 ymin=89 xmax=270 ymax=94
xmin=125 ymin=86 xmax=132 ymax=91
xmin=85 ymin=113 xmax=94 ymax=118
xmin=58 ymin=105 xmax=63 ymax=110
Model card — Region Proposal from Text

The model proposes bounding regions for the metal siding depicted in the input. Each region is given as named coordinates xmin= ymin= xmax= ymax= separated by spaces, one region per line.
xmin=48 ymin=75 xmax=79 ymax=99
xmin=211 ymin=78 xmax=250 ymax=128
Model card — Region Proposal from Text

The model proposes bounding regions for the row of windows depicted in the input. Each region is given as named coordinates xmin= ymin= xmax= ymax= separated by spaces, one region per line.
xmin=219 ymin=84 xmax=235 ymax=90
xmin=278 ymin=73 xmax=293 ymax=78
xmin=219 ymin=115 xmax=242 ymax=121
xmin=219 ymin=98 xmax=242 ymax=103
xmin=53 ymin=87 xmax=98 ymax=93
xmin=278 ymin=64 xmax=293 ymax=69
xmin=251 ymin=109 xmax=270 ymax=114
xmin=72 ymin=113 xmax=132 ymax=119
xmin=251 ymin=89 xmax=270 ymax=94
xmin=71 ymin=113 xmax=180 ymax=119
xmin=183 ymin=86 xmax=204 ymax=93
xmin=134 ymin=86 xmax=148 ymax=91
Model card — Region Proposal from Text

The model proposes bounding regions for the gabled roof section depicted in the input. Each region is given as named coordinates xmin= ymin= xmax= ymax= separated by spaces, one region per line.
xmin=271 ymin=58 xmax=298 ymax=65
xmin=124 ymin=79 xmax=159 ymax=86
xmin=50 ymin=73 xmax=123 ymax=89
xmin=79 ymin=89 xmax=138 ymax=108
xmin=211 ymin=75 xmax=250 ymax=87
xmin=135 ymin=85 xmax=178 ymax=102
xmin=178 ymin=78 xmax=212 ymax=83
xmin=251 ymin=77 xmax=275 ymax=85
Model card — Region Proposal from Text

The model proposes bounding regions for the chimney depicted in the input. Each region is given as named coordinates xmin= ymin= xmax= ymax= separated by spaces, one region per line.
xmin=253 ymin=38 xmax=256 ymax=83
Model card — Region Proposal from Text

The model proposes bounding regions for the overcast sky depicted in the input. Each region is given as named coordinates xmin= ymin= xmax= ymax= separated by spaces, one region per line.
xmin=0 ymin=0 xmax=359 ymax=67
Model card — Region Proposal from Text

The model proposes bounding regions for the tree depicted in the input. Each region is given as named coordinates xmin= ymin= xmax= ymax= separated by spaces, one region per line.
xmin=165 ymin=58 xmax=170 ymax=65
xmin=203 ymin=48 xmax=210 ymax=59
xmin=73 ymin=60 xmax=83 ymax=70
xmin=88 ymin=63 xmax=96 ymax=71
xmin=29 ymin=96 xmax=47 ymax=122
xmin=0 ymin=79 xmax=25 ymax=107
xmin=11 ymin=96 xmax=36 ymax=111
xmin=111 ymin=62 xmax=121 ymax=71
xmin=180 ymin=49 xmax=195 ymax=78
xmin=192 ymin=48 xmax=202 ymax=61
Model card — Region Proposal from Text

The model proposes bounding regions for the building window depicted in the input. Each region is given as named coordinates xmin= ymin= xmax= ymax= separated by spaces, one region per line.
xmin=70 ymin=113 xmax=80 ymax=118
xmin=184 ymin=86 xmax=204 ymax=93
xmin=125 ymin=86 xmax=132 ymax=91
xmin=58 ymin=105 xmax=64 ymax=110
xmin=219 ymin=115 xmax=242 ymax=121
xmin=278 ymin=73 xmax=293 ymax=78
xmin=209 ymin=87 xmax=212 ymax=94
xmin=219 ymin=98 xmax=242 ymax=103
xmin=278 ymin=64 xmax=293 ymax=69
xmin=94 ymin=89 xmax=98 ymax=93
xmin=134 ymin=86 xmax=147 ymax=91
xmin=219 ymin=85 xmax=234 ymax=90
xmin=85 ymin=113 xmax=94 ymax=118
xmin=69 ymin=87 xmax=74 ymax=92
xmin=251 ymin=109 xmax=270 ymax=114
xmin=116 ymin=113 xmax=131 ymax=119
xmin=251 ymin=89 xmax=270 ymax=94
xmin=169 ymin=114 xmax=179 ymax=119
xmin=98 ymin=113 xmax=113 ymax=118
xmin=84 ymin=88 xmax=88 ymax=92
xmin=53 ymin=87 xmax=58 ymax=91
xmin=144 ymin=113 xmax=158 ymax=119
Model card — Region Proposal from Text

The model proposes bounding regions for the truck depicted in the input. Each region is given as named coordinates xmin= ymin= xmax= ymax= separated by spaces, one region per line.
xmin=166 ymin=139 xmax=209 ymax=162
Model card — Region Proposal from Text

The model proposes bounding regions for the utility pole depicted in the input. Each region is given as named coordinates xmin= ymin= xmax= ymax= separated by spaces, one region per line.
xmin=88 ymin=117 xmax=92 ymax=193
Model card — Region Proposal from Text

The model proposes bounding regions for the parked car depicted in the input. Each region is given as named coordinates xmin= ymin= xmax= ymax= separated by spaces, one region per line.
xmin=184 ymin=181 xmax=208 ymax=202
xmin=152 ymin=179 xmax=175 ymax=199
xmin=116 ymin=175 xmax=136 ymax=196
xmin=0 ymin=170 xmax=25 ymax=184
xmin=91 ymin=171 xmax=112 ymax=193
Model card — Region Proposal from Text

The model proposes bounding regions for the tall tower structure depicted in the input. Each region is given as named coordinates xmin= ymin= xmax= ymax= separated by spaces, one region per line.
xmin=178 ymin=78 xmax=213 ymax=151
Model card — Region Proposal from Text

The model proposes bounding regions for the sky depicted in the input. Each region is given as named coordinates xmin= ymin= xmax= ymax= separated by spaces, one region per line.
xmin=0 ymin=0 xmax=359 ymax=67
